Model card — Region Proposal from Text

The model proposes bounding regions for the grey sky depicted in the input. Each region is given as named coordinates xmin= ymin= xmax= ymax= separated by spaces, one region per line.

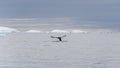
xmin=0 ymin=0 xmax=120 ymax=30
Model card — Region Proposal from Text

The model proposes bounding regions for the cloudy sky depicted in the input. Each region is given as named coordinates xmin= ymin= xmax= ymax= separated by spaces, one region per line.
xmin=0 ymin=0 xmax=120 ymax=30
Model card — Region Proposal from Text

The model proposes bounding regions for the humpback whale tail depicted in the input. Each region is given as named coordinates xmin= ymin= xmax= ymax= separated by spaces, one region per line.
xmin=51 ymin=35 xmax=66 ymax=41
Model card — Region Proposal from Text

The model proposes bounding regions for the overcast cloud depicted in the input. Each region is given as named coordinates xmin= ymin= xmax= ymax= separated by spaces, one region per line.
xmin=0 ymin=0 xmax=120 ymax=30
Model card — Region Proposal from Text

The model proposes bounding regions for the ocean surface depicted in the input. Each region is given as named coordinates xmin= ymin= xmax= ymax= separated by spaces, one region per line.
xmin=0 ymin=33 xmax=120 ymax=68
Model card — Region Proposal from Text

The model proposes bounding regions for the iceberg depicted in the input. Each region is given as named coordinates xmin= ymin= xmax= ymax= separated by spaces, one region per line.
xmin=51 ymin=29 xmax=70 ymax=33
xmin=26 ymin=30 xmax=42 ymax=33
xmin=0 ymin=26 xmax=19 ymax=36
xmin=0 ymin=26 xmax=19 ymax=33
xmin=72 ymin=30 xmax=87 ymax=33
